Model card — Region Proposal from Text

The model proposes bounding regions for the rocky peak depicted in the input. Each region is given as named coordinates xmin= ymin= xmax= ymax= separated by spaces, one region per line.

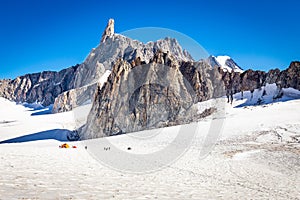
xmin=101 ymin=19 xmax=115 ymax=43
xmin=207 ymin=55 xmax=243 ymax=73
xmin=74 ymin=20 xmax=193 ymax=89
xmin=277 ymin=61 xmax=300 ymax=90
xmin=52 ymin=20 xmax=195 ymax=113
xmin=286 ymin=61 xmax=300 ymax=74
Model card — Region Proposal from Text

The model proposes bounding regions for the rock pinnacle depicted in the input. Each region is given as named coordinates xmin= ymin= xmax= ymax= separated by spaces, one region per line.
xmin=101 ymin=18 xmax=115 ymax=43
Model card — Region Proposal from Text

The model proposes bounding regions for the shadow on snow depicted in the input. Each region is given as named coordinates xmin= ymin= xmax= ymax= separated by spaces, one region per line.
xmin=30 ymin=106 xmax=53 ymax=116
xmin=21 ymin=103 xmax=53 ymax=116
xmin=0 ymin=129 xmax=73 ymax=144
xmin=234 ymin=96 xmax=298 ymax=108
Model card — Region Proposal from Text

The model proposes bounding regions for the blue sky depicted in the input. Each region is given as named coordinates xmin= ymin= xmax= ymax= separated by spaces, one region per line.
xmin=0 ymin=0 xmax=299 ymax=79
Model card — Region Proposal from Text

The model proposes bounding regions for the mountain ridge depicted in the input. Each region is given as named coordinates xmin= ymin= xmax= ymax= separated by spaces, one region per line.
xmin=0 ymin=19 xmax=299 ymax=135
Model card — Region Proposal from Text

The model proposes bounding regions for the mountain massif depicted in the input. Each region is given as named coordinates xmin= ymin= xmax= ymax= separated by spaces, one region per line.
xmin=80 ymin=49 xmax=300 ymax=138
xmin=0 ymin=19 xmax=299 ymax=139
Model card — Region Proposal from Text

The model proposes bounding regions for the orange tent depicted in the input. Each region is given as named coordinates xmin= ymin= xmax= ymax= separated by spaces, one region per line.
xmin=59 ymin=143 xmax=70 ymax=148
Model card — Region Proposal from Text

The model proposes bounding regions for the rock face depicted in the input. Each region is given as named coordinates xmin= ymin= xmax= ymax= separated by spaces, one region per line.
xmin=52 ymin=70 xmax=111 ymax=113
xmin=277 ymin=61 xmax=300 ymax=90
xmin=52 ymin=83 xmax=96 ymax=113
xmin=222 ymin=61 xmax=300 ymax=94
xmin=0 ymin=65 xmax=79 ymax=106
xmin=180 ymin=61 xmax=226 ymax=102
xmin=80 ymin=51 xmax=221 ymax=139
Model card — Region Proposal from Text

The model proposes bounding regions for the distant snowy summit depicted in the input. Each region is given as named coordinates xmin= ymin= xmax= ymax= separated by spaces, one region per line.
xmin=207 ymin=55 xmax=244 ymax=73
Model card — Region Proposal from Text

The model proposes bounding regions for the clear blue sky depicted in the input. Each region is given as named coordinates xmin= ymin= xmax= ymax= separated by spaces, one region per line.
xmin=0 ymin=0 xmax=299 ymax=79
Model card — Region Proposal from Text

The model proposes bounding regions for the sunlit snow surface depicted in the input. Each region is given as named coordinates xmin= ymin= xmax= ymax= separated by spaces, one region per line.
xmin=0 ymin=88 xmax=300 ymax=199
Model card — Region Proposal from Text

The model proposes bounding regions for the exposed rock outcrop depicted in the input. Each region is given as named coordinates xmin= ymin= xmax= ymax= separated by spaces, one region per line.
xmin=0 ymin=65 xmax=79 ymax=106
xmin=221 ymin=61 xmax=300 ymax=94
xmin=101 ymin=18 xmax=114 ymax=43
xmin=180 ymin=61 xmax=226 ymax=102
xmin=277 ymin=61 xmax=300 ymax=90
xmin=52 ymin=83 xmax=97 ymax=113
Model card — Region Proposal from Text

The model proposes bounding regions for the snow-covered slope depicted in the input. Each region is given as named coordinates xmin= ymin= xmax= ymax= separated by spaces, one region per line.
xmin=0 ymin=97 xmax=90 ymax=142
xmin=233 ymin=83 xmax=300 ymax=107
xmin=0 ymin=96 xmax=300 ymax=199
xmin=208 ymin=55 xmax=244 ymax=73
